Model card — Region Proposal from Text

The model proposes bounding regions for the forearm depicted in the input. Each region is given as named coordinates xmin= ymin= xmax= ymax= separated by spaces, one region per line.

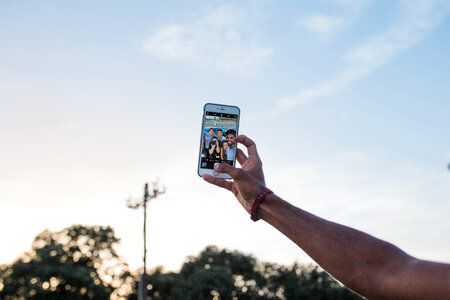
xmin=258 ymin=194 xmax=417 ymax=298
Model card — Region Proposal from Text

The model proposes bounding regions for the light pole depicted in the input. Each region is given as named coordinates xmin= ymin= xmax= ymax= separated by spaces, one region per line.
xmin=127 ymin=181 xmax=165 ymax=300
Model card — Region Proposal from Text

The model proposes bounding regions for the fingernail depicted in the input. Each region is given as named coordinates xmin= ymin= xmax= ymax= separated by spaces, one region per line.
xmin=214 ymin=163 xmax=219 ymax=170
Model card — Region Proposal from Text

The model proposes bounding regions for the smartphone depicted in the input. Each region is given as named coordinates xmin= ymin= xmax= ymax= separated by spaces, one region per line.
xmin=197 ymin=103 xmax=240 ymax=179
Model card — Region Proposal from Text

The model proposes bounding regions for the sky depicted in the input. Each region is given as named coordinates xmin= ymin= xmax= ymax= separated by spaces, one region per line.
xmin=1 ymin=0 xmax=449 ymax=273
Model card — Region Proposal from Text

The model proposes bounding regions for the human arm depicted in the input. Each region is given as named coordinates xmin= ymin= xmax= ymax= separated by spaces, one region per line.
xmin=258 ymin=194 xmax=450 ymax=299
xmin=203 ymin=135 xmax=450 ymax=299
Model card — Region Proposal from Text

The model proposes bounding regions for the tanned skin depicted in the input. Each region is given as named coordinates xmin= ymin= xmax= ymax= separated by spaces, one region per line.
xmin=203 ymin=134 xmax=450 ymax=300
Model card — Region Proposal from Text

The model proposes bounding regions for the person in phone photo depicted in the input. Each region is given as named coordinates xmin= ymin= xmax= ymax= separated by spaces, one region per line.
xmin=208 ymin=136 xmax=221 ymax=160
xmin=225 ymin=129 xmax=236 ymax=161
xmin=204 ymin=128 xmax=215 ymax=150
xmin=202 ymin=127 xmax=216 ymax=157
xmin=217 ymin=129 xmax=226 ymax=146
xmin=220 ymin=140 xmax=228 ymax=161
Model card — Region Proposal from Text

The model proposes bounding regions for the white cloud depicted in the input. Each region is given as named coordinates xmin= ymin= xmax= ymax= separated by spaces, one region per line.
xmin=331 ymin=0 xmax=371 ymax=11
xmin=296 ymin=0 xmax=371 ymax=40
xmin=142 ymin=25 xmax=191 ymax=61
xmin=139 ymin=5 xmax=272 ymax=77
xmin=295 ymin=0 xmax=370 ymax=37
xmin=297 ymin=14 xmax=345 ymax=35
xmin=253 ymin=0 xmax=450 ymax=118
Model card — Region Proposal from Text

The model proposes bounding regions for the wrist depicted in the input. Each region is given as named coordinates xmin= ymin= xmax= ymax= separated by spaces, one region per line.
xmin=250 ymin=192 xmax=283 ymax=223
xmin=250 ymin=188 xmax=273 ymax=221
xmin=251 ymin=191 xmax=282 ymax=221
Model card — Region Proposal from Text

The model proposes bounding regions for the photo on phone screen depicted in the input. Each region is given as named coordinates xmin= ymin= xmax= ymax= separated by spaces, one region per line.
xmin=198 ymin=103 xmax=240 ymax=178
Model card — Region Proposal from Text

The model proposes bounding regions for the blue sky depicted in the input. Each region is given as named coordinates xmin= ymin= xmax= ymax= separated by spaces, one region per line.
xmin=1 ymin=0 xmax=449 ymax=272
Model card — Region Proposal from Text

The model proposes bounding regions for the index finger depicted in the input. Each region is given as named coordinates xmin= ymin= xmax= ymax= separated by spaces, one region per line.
xmin=202 ymin=174 xmax=233 ymax=191
xmin=236 ymin=135 xmax=259 ymax=158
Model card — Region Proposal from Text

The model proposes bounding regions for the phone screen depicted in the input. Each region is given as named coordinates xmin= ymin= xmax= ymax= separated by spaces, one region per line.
xmin=199 ymin=106 xmax=239 ymax=174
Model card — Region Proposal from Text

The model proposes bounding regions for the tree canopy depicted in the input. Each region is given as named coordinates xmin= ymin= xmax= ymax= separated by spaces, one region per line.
xmin=0 ymin=225 xmax=132 ymax=299
xmin=1 ymin=227 xmax=362 ymax=299
xmin=135 ymin=246 xmax=363 ymax=300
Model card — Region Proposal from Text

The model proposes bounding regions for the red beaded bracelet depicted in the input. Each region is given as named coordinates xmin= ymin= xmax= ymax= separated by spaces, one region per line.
xmin=250 ymin=188 xmax=273 ymax=222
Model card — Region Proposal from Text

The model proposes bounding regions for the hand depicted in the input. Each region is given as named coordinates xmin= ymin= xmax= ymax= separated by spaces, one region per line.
xmin=203 ymin=135 xmax=266 ymax=213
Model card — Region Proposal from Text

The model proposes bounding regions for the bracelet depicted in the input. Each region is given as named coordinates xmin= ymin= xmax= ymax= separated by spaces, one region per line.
xmin=250 ymin=188 xmax=273 ymax=222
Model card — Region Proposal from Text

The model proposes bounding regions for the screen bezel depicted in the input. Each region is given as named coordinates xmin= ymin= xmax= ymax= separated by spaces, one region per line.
xmin=197 ymin=103 xmax=240 ymax=179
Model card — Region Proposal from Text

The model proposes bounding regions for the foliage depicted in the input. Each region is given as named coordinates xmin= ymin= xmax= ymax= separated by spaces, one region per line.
xmin=0 ymin=227 xmax=363 ymax=299
xmin=130 ymin=245 xmax=363 ymax=300
xmin=0 ymin=225 xmax=133 ymax=299
xmin=264 ymin=262 xmax=363 ymax=300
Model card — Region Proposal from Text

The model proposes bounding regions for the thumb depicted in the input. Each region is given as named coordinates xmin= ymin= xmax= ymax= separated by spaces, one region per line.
xmin=215 ymin=163 xmax=242 ymax=179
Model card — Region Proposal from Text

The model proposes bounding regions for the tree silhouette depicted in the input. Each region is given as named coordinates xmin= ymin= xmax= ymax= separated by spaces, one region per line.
xmin=1 ymin=228 xmax=363 ymax=299
xmin=0 ymin=225 xmax=133 ymax=299
xmin=264 ymin=262 xmax=362 ymax=299
xmin=129 ymin=245 xmax=363 ymax=300
xmin=176 ymin=245 xmax=265 ymax=299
